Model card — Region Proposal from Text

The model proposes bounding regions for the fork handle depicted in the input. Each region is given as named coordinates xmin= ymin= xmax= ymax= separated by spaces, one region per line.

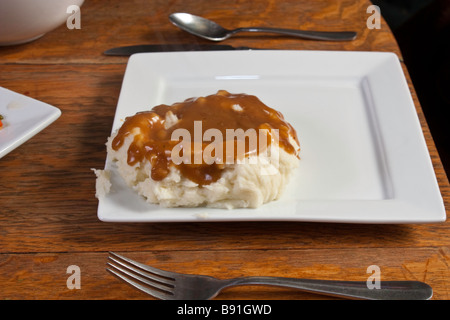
xmin=223 ymin=277 xmax=432 ymax=300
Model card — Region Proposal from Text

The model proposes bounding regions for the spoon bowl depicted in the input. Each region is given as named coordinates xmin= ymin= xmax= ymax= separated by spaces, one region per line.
xmin=169 ymin=12 xmax=357 ymax=42
xmin=170 ymin=13 xmax=231 ymax=41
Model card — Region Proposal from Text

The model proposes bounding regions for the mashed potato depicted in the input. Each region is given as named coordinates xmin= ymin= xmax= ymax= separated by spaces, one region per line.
xmin=95 ymin=91 xmax=300 ymax=209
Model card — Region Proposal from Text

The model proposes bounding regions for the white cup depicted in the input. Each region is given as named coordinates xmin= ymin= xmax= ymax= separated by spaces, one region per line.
xmin=0 ymin=0 xmax=85 ymax=46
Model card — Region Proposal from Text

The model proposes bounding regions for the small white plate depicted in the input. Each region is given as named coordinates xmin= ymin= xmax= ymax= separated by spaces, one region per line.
xmin=97 ymin=50 xmax=446 ymax=223
xmin=0 ymin=87 xmax=61 ymax=159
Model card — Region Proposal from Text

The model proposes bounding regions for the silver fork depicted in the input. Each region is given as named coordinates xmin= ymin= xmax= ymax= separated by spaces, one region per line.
xmin=106 ymin=252 xmax=432 ymax=300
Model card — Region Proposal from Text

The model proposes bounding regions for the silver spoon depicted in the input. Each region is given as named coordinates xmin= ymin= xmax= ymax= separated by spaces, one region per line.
xmin=169 ymin=12 xmax=357 ymax=42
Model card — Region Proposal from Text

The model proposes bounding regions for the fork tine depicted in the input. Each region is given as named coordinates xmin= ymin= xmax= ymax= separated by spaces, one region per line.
xmin=106 ymin=266 xmax=172 ymax=300
xmin=106 ymin=261 xmax=175 ymax=293
xmin=108 ymin=255 xmax=175 ymax=287
xmin=109 ymin=252 xmax=176 ymax=279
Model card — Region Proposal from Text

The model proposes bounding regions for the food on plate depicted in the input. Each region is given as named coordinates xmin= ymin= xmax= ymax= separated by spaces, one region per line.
xmin=95 ymin=90 xmax=300 ymax=209
xmin=92 ymin=168 xmax=111 ymax=199
xmin=0 ymin=114 xmax=3 ymax=128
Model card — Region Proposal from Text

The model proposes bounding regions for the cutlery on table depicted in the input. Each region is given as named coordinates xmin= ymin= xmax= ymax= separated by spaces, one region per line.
xmin=106 ymin=252 xmax=432 ymax=300
xmin=103 ymin=44 xmax=255 ymax=56
xmin=169 ymin=12 xmax=357 ymax=42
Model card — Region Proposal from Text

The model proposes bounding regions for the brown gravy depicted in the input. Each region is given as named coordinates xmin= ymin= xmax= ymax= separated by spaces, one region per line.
xmin=112 ymin=90 xmax=299 ymax=185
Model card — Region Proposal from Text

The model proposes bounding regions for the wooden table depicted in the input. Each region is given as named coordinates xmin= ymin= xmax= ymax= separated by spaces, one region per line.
xmin=0 ymin=0 xmax=449 ymax=301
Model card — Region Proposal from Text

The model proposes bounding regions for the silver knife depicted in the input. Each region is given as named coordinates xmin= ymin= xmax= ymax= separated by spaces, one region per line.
xmin=104 ymin=44 xmax=255 ymax=56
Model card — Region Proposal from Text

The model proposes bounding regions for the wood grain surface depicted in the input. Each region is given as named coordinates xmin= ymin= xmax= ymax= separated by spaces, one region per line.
xmin=0 ymin=0 xmax=448 ymax=300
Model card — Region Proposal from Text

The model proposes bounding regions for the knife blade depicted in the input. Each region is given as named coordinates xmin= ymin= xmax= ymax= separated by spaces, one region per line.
xmin=104 ymin=44 xmax=254 ymax=56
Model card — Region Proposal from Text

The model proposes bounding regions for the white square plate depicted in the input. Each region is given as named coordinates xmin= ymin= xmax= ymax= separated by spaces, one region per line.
xmin=97 ymin=50 xmax=446 ymax=223
xmin=0 ymin=87 xmax=61 ymax=159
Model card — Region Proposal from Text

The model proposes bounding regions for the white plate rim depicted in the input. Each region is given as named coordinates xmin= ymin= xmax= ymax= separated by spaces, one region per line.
xmin=0 ymin=87 xmax=61 ymax=159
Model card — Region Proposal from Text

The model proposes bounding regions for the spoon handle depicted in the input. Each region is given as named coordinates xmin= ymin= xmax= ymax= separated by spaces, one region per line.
xmin=233 ymin=27 xmax=357 ymax=41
